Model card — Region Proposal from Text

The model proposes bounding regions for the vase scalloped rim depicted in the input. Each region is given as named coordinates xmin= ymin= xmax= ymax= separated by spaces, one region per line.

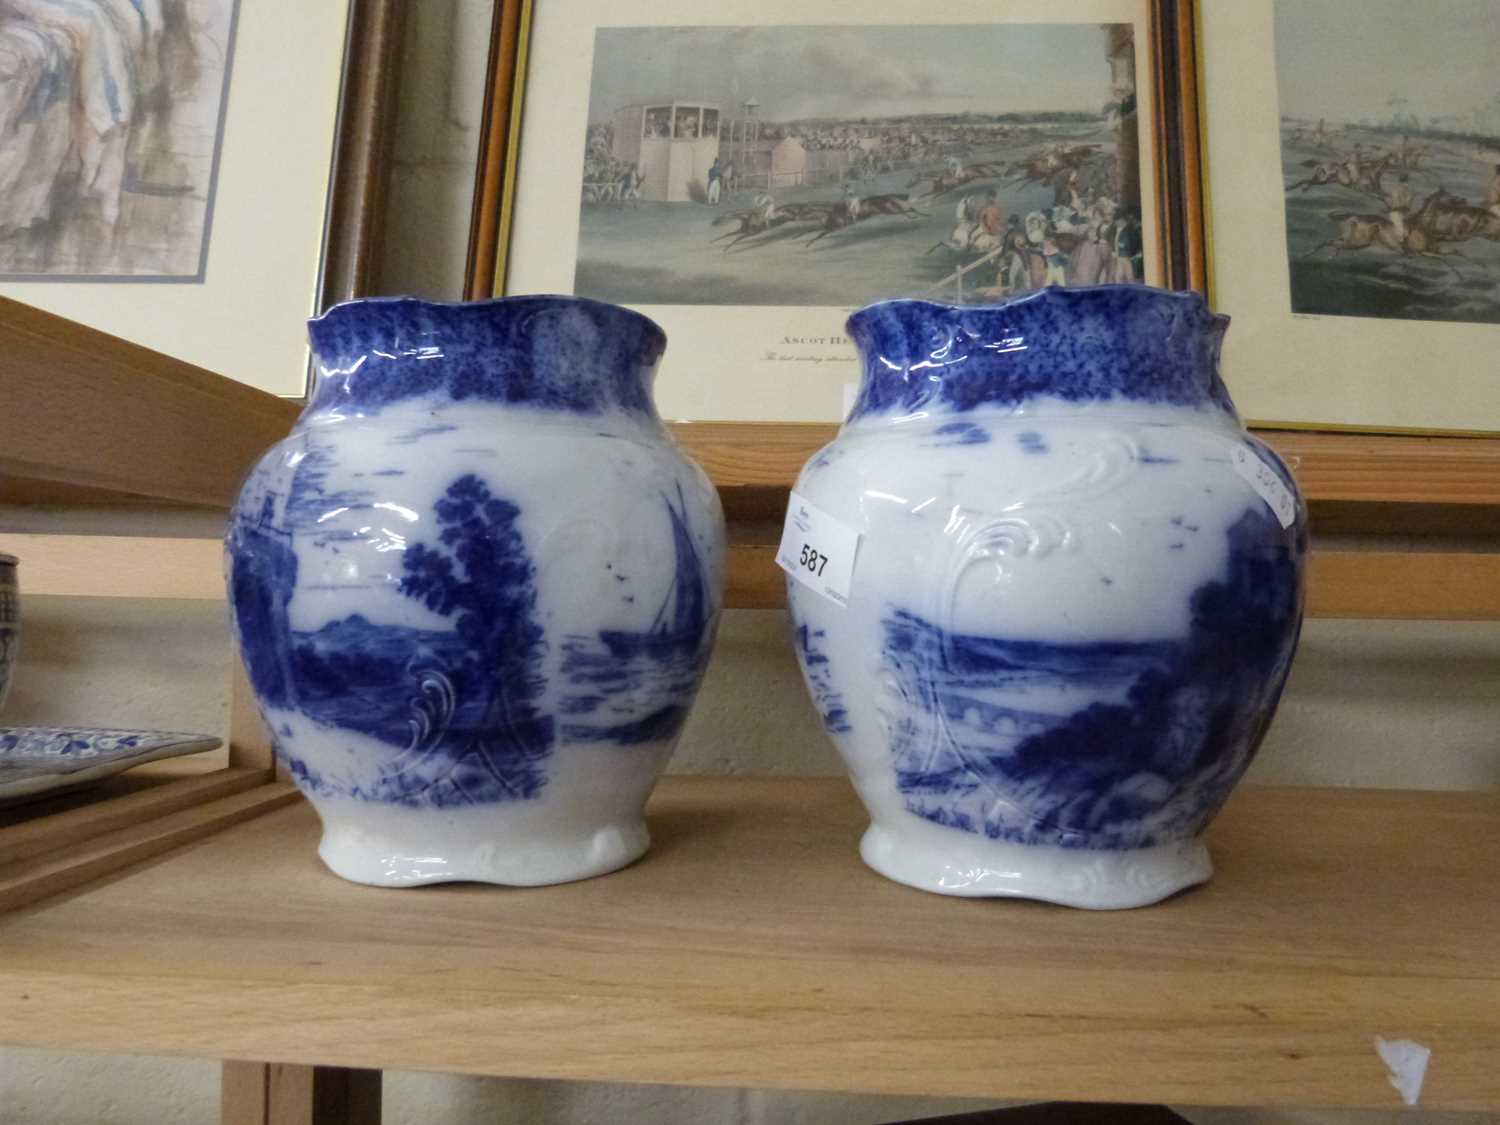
xmin=0 ymin=554 xmax=16 ymax=567
xmin=306 ymin=287 xmax=1227 ymax=364
xmin=845 ymin=284 xmax=1230 ymax=336
xmin=308 ymin=293 xmax=668 ymax=341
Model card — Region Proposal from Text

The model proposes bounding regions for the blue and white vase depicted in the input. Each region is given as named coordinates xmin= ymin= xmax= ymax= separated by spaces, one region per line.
xmin=788 ymin=286 xmax=1305 ymax=909
xmin=227 ymin=296 xmax=725 ymax=887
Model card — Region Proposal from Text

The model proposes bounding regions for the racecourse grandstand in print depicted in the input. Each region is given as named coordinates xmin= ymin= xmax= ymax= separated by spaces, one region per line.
xmin=575 ymin=23 xmax=1147 ymax=308
xmin=0 ymin=0 xmax=238 ymax=279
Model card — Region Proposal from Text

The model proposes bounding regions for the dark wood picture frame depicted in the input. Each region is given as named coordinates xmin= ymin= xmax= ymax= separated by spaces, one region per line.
xmin=318 ymin=0 xmax=409 ymax=310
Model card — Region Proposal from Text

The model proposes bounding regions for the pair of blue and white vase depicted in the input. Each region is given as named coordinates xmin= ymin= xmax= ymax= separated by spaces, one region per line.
xmin=228 ymin=286 xmax=1305 ymax=909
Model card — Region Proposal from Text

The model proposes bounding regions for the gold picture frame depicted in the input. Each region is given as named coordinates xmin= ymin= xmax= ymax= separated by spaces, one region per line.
xmin=1189 ymin=0 xmax=1500 ymax=437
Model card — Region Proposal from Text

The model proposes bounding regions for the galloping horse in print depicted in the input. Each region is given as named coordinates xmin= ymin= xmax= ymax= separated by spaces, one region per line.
xmin=803 ymin=193 xmax=926 ymax=247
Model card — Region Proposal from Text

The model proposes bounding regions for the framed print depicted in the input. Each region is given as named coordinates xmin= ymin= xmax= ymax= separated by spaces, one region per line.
xmin=1196 ymin=0 xmax=1500 ymax=434
xmin=472 ymin=0 xmax=1195 ymax=423
xmin=0 ymin=0 xmax=403 ymax=397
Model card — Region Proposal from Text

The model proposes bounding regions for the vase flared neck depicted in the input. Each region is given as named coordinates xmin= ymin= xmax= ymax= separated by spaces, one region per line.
xmin=304 ymin=296 xmax=666 ymax=421
xmin=844 ymin=286 xmax=1235 ymax=425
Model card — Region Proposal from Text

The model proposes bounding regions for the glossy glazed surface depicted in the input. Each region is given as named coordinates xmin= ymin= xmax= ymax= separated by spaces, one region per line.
xmin=227 ymin=297 xmax=725 ymax=886
xmin=789 ymin=286 xmax=1306 ymax=909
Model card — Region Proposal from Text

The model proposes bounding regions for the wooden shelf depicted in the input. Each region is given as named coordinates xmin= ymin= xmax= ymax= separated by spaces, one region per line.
xmin=0 ymin=297 xmax=299 ymax=507
xmin=0 ymin=778 xmax=1496 ymax=1111
xmin=673 ymin=422 xmax=1500 ymax=508
xmin=725 ymin=542 xmax=1500 ymax=620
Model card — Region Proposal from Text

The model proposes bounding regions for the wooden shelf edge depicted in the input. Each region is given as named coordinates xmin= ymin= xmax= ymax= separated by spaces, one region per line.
xmin=726 ymin=542 xmax=1500 ymax=620
xmin=0 ymin=297 xmax=298 ymax=507
xmin=1307 ymin=551 xmax=1500 ymax=620
xmin=0 ymin=781 xmax=1495 ymax=1110
xmin=0 ymin=767 xmax=272 ymax=866
xmin=672 ymin=421 xmax=1500 ymax=507
xmin=0 ymin=534 xmax=226 ymax=601
xmin=0 ymin=780 xmax=297 ymax=914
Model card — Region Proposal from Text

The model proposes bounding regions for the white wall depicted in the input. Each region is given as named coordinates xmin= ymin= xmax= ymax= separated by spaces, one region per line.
xmin=1 ymin=1 xmax=1496 ymax=1121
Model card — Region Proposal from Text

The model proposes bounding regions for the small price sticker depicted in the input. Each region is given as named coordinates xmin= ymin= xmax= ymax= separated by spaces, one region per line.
xmin=1232 ymin=445 xmax=1297 ymax=529
xmin=777 ymin=491 xmax=862 ymax=607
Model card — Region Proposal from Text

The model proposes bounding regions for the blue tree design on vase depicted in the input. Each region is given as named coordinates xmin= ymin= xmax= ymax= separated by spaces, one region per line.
xmin=393 ymin=474 xmax=555 ymax=803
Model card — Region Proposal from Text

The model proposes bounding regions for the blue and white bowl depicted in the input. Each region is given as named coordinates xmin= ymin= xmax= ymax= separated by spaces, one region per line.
xmin=787 ymin=286 xmax=1306 ymax=909
xmin=227 ymin=297 xmax=725 ymax=887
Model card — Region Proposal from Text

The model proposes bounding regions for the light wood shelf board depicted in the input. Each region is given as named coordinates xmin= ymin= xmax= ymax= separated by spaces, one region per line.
xmin=1308 ymin=551 xmax=1500 ymax=620
xmin=724 ymin=543 xmax=1500 ymax=620
xmin=0 ymin=750 xmax=233 ymax=832
xmin=1 ymin=534 xmax=226 ymax=600
xmin=0 ymin=476 xmax=224 ymax=511
xmin=0 ymin=781 xmax=296 ymax=913
xmin=0 ymin=779 xmax=1495 ymax=1110
xmin=672 ymin=422 xmax=1500 ymax=507
xmin=0 ymin=767 xmax=270 ymax=865
xmin=725 ymin=543 xmax=782 ymax=611
xmin=1266 ymin=430 xmax=1500 ymax=506
xmin=0 ymin=298 xmax=298 ymax=507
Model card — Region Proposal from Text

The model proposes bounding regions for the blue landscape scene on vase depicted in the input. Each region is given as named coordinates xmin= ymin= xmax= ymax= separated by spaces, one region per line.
xmin=794 ymin=623 xmax=851 ymax=735
xmin=555 ymin=483 xmax=715 ymax=746
xmin=229 ymin=449 xmax=714 ymax=808
xmin=879 ymin=505 xmax=1302 ymax=850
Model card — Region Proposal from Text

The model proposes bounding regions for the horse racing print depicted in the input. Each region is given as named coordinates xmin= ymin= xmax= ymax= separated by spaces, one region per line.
xmin=573 ymin=23 xmax=1148 ymax=309
xmin=498 ymin=1 xmax=1165 ymax=423
xmin=1274 ymin=0 xmax=1500 ymax=325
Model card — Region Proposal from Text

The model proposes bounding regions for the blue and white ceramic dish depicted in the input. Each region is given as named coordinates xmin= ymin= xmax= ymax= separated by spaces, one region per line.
xmin=0 ymin=727 xmax=221 ymax=802
xmin=227 ymin=296 xmax=725 ymax=887
xmin=0 ymin=553 xmax=17 ymax=712
xmin=787 ymin=286 xmax=1306 ymax=909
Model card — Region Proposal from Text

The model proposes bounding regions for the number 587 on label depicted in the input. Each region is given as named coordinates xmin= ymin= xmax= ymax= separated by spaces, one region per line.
xmin=777 ymin=491 xmax=861 ymax=607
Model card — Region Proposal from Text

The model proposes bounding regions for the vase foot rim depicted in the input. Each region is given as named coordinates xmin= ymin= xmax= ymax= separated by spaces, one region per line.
xmin=859 ymin=822 xmax=1212 ymax=910
xmin=314 ymin=817 xmax=652 ymax=888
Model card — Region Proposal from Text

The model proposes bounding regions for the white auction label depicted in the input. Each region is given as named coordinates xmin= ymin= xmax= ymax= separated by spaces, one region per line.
xmin=777 ymin=490 xmax=862 ymax=607
xmin=1231 ymin=445 xmax=1297 ymax=529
